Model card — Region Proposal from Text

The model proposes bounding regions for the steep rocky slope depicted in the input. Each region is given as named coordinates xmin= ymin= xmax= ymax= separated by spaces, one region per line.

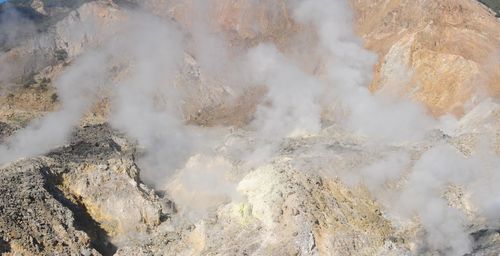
xmin=0 ymin=0 xmax=499 ymax=255
xmin=0 ymin=124 xmax=175 ymax=255
xmin=353 ymin=0 xmax=500 ymax=116
xmin=3 ymin=0 xmax=498 ymax=121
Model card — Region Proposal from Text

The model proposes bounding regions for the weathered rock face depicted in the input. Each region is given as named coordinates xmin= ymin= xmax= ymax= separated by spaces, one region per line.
xmin=4 ymin=123 xmax=499 ymax=255
xmin=0 ymin=159 xmax=101 ymax=256
xmin=168 ymin=0 xmax=500 ymax=117
xmin=0 ymin=124 xmax=175 ymax=255
xmin=109 ymin=127 xmax=500 ymax=256
xmin=352 ymin=0 xmax=500 ymax=116
xmin=142 ymin=0 xmax=500 ymax=121
xmin=168 ymin=0 xmax=297 ymax=49
xmin=233 ymin=161 xmax=395 ymax=256
xmin=112 ymin=131 xmax=404 ymax=256
xmin=52 ymin=1 xmax=125 ymax=59
xmin=0 ymin=0 xmax=123 ymax=85
xmin=2 ymin=0 xmax=499 ymax=118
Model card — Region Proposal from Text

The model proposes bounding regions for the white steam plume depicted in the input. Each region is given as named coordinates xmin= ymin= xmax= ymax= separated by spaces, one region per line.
xmin=246 ymin=43 xmax=323 ymax=139
xmin=292 ymin=0 xmax=437 ymax=142
xmin=107 ymin=12 xmax=191 ymax=185
xmin=0 ymin=7 xmax=37 ymax=85
xmin=0 ymin=50 xmax=110 ymax=165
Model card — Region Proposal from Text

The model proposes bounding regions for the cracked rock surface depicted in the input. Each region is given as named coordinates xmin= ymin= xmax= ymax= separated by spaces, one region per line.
xmin=0 ymin=124 xmax=176 ymax=255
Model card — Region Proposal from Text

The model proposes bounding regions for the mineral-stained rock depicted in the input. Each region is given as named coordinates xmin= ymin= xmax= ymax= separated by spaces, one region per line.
xmin=0 ymin=159 xmax=102 ymax=256
xmin=168 ymin=0 xmax=500 ymax=117
xmin=48 ymin=125 xmax=173 ymax=242
xmin=0 ymin=124 xmax=174 ymax=255
xmin=3 ymin=122 xmax=497 ymax=255
xmin=111 ymin=130 xmax=410 ymax=255
xmin=228 ymin=160 xmax=398 ymax=256
xmin=352 ymin=0 xmax=500 ymax=116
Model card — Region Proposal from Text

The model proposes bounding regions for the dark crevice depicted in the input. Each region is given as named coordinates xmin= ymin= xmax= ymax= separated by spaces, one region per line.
xmin=470 ymin=228 xmax=500 ymax=241
xmin=47 ymin=124 xmax=124 ymax=164
xmin=40 ymin=167 xmax=117 ymax=256
xmin=463 ymin=228 xmax=500 ymax=255
xmin=0 ymin=121 xmax=14 ymax=144
xmin=0 ymin=237 xmax=11 ymax=254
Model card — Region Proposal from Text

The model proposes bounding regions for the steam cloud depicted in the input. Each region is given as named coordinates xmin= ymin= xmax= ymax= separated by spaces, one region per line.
xmin=0 ymin=6 xmax=37 ymax=84
xmin=0 ymin=0 xmax=499 ymax=254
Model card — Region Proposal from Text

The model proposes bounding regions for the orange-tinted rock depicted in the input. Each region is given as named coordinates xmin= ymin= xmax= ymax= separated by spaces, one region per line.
xmin=352 ymin=0 xmax=500 ymax=116
xmin=169 ymin=0 xmax=500 ymax=116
